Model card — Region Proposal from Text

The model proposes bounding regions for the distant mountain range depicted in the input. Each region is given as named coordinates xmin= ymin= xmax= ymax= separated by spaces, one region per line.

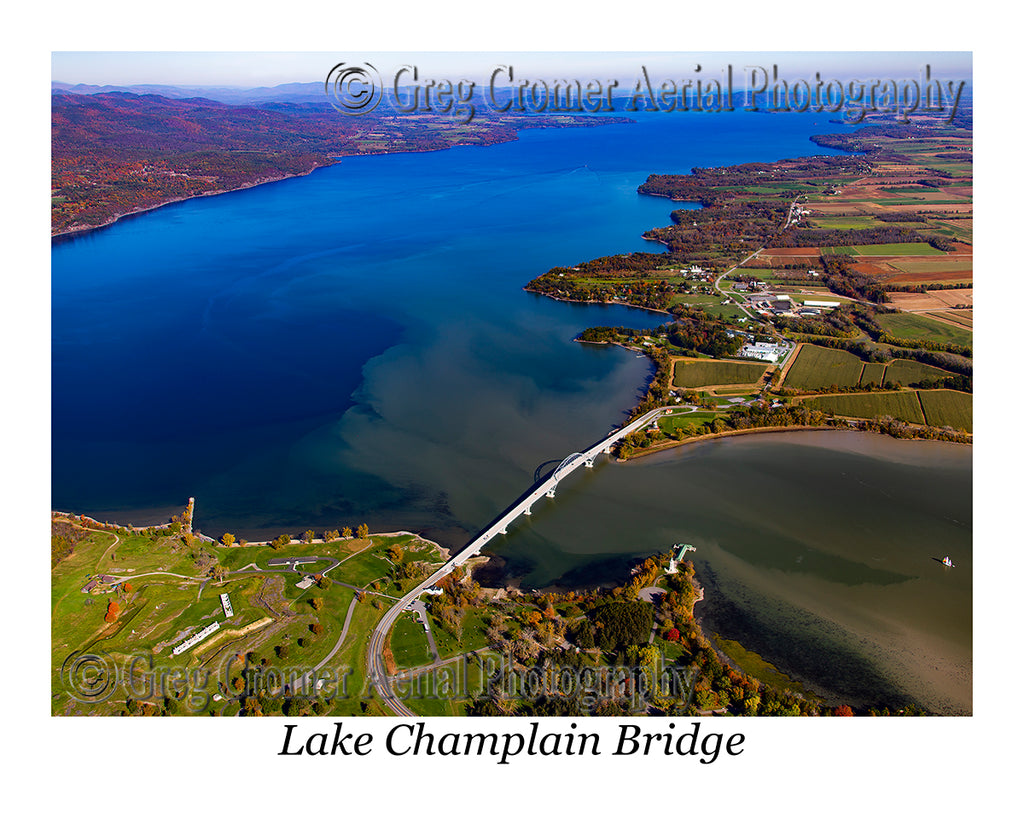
xmin=52 ymin=80 xmax=328 ymax=105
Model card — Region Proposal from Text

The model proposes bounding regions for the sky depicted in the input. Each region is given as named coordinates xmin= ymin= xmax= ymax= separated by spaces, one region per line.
xmin=51 ymin=50 xmax=972 ymax=88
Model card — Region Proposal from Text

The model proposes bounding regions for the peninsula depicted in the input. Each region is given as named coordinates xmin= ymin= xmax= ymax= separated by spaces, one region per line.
xmin=527 ymin=122 xmax=972 ymax=455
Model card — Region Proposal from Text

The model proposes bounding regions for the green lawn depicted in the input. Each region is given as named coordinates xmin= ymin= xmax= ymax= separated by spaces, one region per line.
xmin=658 ymin=411 xmax=727 ymax=434
xmin=390 ymin=612 xmax=436 ymax=670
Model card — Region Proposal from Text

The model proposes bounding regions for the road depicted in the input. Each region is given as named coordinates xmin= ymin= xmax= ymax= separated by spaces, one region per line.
xmin=366 ymin=405 xmax=673 ymax=716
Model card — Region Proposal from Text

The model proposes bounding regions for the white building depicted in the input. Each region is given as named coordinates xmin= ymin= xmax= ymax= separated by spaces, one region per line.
xmin=172 ymin=621 xmax=221 ymax=656
xmin=738 ymin=341 xmax=787 ymax=363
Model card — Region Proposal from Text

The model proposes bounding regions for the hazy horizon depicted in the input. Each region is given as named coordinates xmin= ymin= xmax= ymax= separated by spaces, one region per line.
xmin=52 ymin=51 xmax=972 ymax=89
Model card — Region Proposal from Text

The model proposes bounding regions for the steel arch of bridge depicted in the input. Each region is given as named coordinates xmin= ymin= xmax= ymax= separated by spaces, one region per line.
xmin=553 ymin=452 xmax=584 ymax=481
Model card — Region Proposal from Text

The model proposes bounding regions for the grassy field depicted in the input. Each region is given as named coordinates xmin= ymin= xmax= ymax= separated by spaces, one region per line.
xmin=50 ymin=522 xmax=445 ymax=716
xmin=918 ymin=389 xmax=972 ymax=432
xmin=876 ymin=312 xmax=973 ymax=347
xmin=389 ymin=612 xmax=435 ymax=670
xmin=714 ymin=636 xmax=806 ymax=694
xmin=658 ymin=411 xmax=727 ymax=434
xmin=783 ymin=345 xmax=865 ymax=390
xmin=673 ymin=359 xmax=769 ymax=388
xmin=799 ymin=391 xmax=926 ymax=424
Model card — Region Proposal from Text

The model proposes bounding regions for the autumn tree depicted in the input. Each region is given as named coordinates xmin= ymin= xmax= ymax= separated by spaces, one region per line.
xmin=342 ymin=526 xmax=353 ymax=538
xmin=271 ymin=534 xmax=292 ymax=550
xmin=356 ymin=523 xmax=369 ymax=539
xmin=310 ymin=597 xmax=325 ymax=611
xmin=323 ymin=529 xmax=340 ymax=543
xmin=221 ymin=532 xmax=236 ymax=547
xmin=104 ymin=599 xmax=120 ymax=622
xmin=302 ymin=530 xmax=315 ymax=544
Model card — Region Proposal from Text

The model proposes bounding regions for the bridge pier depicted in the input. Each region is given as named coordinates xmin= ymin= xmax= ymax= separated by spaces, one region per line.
xmin=545 ymin=488 xmax=556 ymax=499
xmin=523 ymin=505 xmax=532 ymax=516
xmin=585 ymin=457 xmax=595 ymax=468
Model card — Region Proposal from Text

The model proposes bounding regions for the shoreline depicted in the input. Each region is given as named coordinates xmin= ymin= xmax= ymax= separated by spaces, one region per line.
xmin=618 ymin=422 xmax=971 ymax=462
xmin=52 ymin=114 xmax=635 ymax=241
xmin=524 ymin=287 xmax=673 ymax=317
xmin=51 ymin=165 xmax=330 ymax=241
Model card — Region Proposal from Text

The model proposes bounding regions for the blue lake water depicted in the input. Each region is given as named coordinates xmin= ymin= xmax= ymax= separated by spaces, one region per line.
xmin=52 ymin=111 xmax=850 ymax=535
xmin=51 ymin=110 xmax=971 ymax=712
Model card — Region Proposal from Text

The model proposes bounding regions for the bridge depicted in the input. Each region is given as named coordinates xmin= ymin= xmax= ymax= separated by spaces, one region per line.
xmin=367 ymin=405 xmax=671 ymax=716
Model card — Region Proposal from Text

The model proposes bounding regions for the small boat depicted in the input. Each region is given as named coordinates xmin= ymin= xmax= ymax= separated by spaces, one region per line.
xmin=942 ymin=555 xmax=955 ymax=568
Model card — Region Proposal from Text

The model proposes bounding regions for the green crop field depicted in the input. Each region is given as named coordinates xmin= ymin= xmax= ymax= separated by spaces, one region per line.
xmin=859 ymin=362 xmax=887 ymax=386
xmin=800 ymin=391 xmax=926 ymax=424
xmin=918 ymin=389 xmax=972 ymax=432
xmin=783 ymin=345 xmax=865 ymax=390
xmin=884 ymin=358 xmax=958 ymax=385
xmin=808 ymin=216 xmax=882 ymax=229
xmin=851 ymin=243 xmax=946 ymax=256
xmin=887 ymin=259 xmax=972 ymax=274
xmin=876 ymin=312 xmax=972 ymax=347
xmin=672 ymin=359 xmax=768 ymax=388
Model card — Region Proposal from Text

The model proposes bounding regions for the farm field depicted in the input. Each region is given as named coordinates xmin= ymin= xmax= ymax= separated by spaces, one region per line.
xmin=782 ymin=345 xmax=865 ymax=390
xmin=887 ymin=259 xmax=972 ymax=274
xmin=918 ymin=389 xmax=972 ymax=432
xmin=887 ymin=289 xmax=973 ymax=312
xmin=672 ymin=359 xmax=769 ymax=388
xmin=884 ymin=358 xmax=960 ymax=385
xmin=807 ymin=215 xmax=885 ymax=229
xmin=859 ymin=362 xmax=887 ymax=386
xmin=876 ymin=312 xmax=972 ymax=347
xmin=799 ymin=391 xmax=926 ymax=425
xmin=925 ymin=310 xmax=972 ymax=329
xmin=823 ymin=243 xmax=946 ymax=256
